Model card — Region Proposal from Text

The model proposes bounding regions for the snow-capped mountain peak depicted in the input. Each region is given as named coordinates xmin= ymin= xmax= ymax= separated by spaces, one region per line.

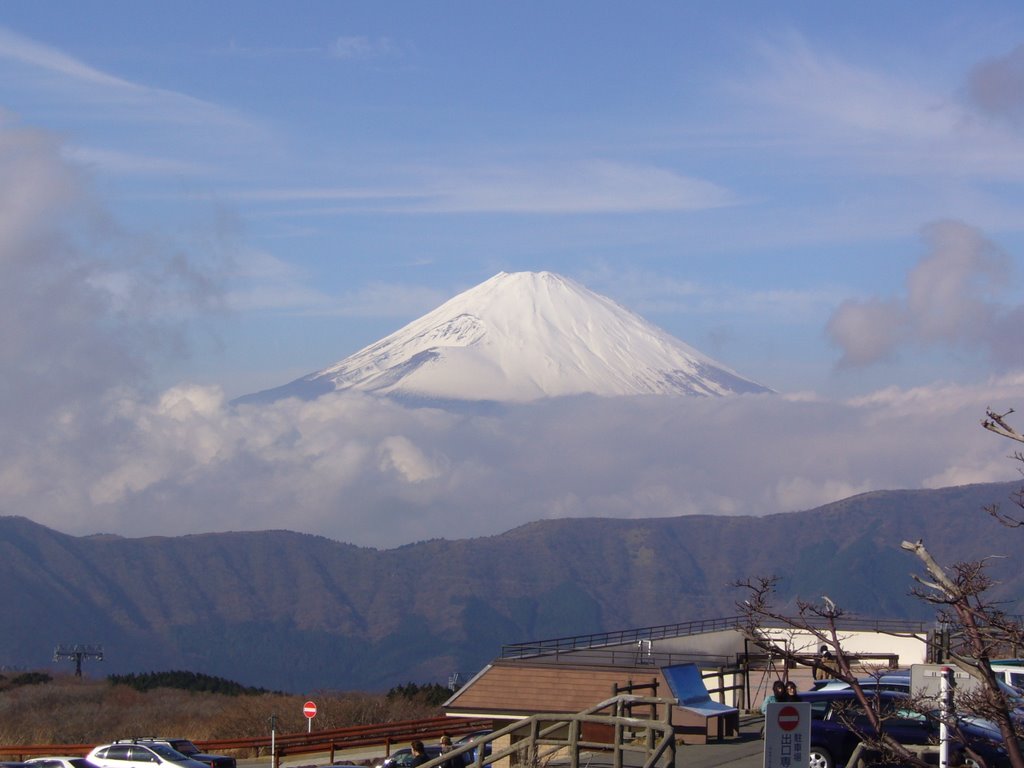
xmin=240 ymin=271 xmax=772 ymax=404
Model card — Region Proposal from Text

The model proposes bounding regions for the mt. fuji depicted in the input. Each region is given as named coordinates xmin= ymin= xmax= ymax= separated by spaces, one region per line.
xmin=239 ymin=271 xmax=772 ymax=404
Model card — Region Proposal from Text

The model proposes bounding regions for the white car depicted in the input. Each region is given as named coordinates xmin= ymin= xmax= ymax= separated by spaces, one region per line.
xmin=26 ymin=760 xmax=95 ymax=768
xmin=87 ymin=743 xmax=209 ymax=768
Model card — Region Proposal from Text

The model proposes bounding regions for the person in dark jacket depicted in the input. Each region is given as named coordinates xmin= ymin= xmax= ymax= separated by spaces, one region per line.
xmin=410 ymin=741 xmax=431 ymax=767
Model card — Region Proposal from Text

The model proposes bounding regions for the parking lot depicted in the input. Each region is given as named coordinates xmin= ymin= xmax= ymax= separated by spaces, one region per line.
xmin=238 ymin=715 xmax=768 ymax=768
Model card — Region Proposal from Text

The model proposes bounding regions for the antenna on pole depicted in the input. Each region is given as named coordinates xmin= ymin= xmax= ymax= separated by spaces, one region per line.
xmin=53 ymin=644 xmax=104 ymax=677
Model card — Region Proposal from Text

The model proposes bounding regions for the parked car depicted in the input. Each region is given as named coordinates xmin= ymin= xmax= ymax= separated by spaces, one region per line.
xmin=811 ymin=673 xmax=1024 ymax=719
xmin=125 ymin=741 xmax=234 ymax=768
xmin=454 ymin=731 xmax=493 ymax=764
xmin=26 ymin=758 xmax=96 ymax=768
xmin=87 ymin=743 xmax=210 ymax=768
xmin=811 ymin=673 xmax=913 ymax=693
xmin=802 ymin=688 xmax=1013 ymax=768
xmin=375 ymin=747 xmax=443 ymax=768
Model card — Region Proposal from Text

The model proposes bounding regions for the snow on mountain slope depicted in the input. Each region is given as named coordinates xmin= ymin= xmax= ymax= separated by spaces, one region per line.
xmin=238 ymin=271 xmax=772 ymax=404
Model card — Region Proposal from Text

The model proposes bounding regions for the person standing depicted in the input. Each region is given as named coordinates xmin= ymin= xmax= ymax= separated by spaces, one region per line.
xmin=759 ymin=679 xmax=786 ymax=737
xmin=439 ymin=735 xmax=462 ymax=768
xmin=761 ymin=679 xmax=786 ymax=713
xmin=814 ymin=645 xmax=835 ymax=680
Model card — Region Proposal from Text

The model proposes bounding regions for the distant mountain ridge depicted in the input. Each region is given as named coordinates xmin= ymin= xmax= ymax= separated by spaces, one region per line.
xmin=2 ymin=481 xmax=1021 ymax=692
xmin=238 ymin=271 xmax=771 ymax=404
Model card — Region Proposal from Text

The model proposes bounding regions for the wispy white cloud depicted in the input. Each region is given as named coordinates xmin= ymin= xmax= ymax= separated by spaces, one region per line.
xmin=319 ymin=282 xmax=450 ymax=318
xmin=0 ymin=23 xmax=268 ymax=186
xmin=0 ymin=25 xmax=136 ymax=90
xmin=63 ymin=145 xmax=213 ymax=177
xmin=411 ymin=161 xmax=737 ymax=214
xmin=740 ymin=32 xmax=1024 ymax=181
xmin=328 ymin=36 xmax=398 ymax=60
xmin=231 ymin=161 xmax=736 ymax=216
xmin=213 ymin=186 xmax=419 ymax=204
xmin=212 ymin=39 xmax=322 ymax=58
xmin=210 ymin=35 xmax=399 ymax=62
xmin=225 ymin=248 xmax=446 ymax=318
xmin=580 ymin=266 xmax=841 ymax=322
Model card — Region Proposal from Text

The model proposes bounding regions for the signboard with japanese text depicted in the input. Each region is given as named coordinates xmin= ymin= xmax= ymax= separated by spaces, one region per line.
xmin=764 ymin=701 xmax=810 ymax=768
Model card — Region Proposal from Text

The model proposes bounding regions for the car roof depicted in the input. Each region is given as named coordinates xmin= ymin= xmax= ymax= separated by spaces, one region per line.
xmin=797 ymin=687 xmax=908 ymax=702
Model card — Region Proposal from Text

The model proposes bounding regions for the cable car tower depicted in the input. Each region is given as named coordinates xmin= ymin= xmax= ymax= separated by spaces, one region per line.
xmin=53 ymin=644 xmax=104 ymax=677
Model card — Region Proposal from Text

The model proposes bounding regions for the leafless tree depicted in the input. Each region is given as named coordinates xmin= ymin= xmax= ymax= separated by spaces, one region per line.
xmin=735 ymin=576 xmax=932 ymax=768
xmin=982 ymin=407 xmax=1024 ymax=527
xmin=900 ymin=539 xmax=1024 ymax=768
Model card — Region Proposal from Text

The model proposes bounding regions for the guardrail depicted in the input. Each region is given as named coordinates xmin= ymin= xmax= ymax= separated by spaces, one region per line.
xmin=0 ymin=716 xmax=494 ymax=766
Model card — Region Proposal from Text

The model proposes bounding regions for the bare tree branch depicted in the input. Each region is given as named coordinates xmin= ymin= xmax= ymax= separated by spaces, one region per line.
xmin=983 ymin=407 xmax=1024 ymax=443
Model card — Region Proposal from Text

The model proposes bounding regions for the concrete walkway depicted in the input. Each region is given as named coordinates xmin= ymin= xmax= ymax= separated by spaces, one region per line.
xmin=559 ymin=715 xmax=766 ymax=768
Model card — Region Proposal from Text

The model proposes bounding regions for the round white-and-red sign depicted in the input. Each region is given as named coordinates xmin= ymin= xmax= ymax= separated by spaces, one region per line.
xmin=777 ymin=705 xmax=800 ymax=731
xmin=303 ymin=700 xmax=317 ymax=718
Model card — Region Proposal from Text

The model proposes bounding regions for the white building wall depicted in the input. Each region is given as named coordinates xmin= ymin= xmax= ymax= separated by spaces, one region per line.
xmin=758 ymin=627 xmax=929 ymax=667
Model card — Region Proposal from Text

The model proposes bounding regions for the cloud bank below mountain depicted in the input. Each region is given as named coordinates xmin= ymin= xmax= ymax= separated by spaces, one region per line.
xmin=8 ymin=376 xmax=1021 ymax=548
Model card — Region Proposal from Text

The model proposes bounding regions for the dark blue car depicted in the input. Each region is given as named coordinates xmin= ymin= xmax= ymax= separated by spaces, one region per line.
xmin=802 ymin=689 xmax=1012 ymax=768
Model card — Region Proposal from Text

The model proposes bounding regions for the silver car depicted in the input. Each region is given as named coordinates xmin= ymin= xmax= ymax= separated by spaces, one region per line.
xmin=87 ymin=743 xmax=209 ymax=768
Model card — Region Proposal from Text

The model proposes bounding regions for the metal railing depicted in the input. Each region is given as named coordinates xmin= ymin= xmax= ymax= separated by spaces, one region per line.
xmin=501 ymin=617 xmax=743 ymax=659
xmin=501 ymin=615 xmax=934 ymax=660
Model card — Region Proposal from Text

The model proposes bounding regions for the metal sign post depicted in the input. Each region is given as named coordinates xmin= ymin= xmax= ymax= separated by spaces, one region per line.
xmin=269 ymin=714 xmax=277 ymax=768
xmin=911 ymin=664 xmax=962 ymax=768
xmin=939 ymin=667 xmax=952 ymax=768
xmin=303 ymin=700 xmax=317 ymax=733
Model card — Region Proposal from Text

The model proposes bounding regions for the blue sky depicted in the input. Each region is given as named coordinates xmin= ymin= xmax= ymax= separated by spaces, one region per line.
xmin=4 ymin=3 xmax=1024 ymax=546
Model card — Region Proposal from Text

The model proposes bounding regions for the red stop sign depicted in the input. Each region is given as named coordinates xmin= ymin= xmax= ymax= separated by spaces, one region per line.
xmin=303 ymin=700 xmax=317 ymax=718
xmin=777 ymin=705 xmax=800 ymax=731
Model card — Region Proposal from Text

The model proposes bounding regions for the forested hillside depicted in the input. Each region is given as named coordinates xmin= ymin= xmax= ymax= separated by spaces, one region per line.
xmin=1 ymin=480 xmax=1020 ymax=692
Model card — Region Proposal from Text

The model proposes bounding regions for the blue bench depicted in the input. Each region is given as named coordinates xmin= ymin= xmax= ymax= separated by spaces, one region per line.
xmin=661 ymin=662 xmax=740 ymax=743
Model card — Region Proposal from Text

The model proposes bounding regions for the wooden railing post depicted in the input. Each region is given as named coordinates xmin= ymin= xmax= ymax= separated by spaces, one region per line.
xmin=569 ymin=718 xmax=581 ymax=768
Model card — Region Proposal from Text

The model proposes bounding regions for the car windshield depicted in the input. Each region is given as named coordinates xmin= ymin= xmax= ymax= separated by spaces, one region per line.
xmin=166 ymin=744 xmax=198 ymax=757
xmin=146 ymin=746 xmax=189 ymax=762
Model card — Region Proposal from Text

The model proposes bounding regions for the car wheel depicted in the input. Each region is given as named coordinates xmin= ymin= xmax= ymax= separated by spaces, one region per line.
xmin=808 ymin=746 xmax=834 ymax=768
